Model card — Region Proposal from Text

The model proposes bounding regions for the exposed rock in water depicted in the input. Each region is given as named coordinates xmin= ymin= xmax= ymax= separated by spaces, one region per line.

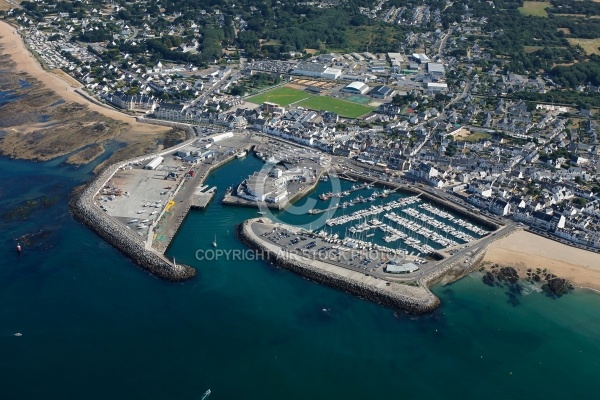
xmin=482 ymin=271 xmax=495 ymax=286
xmin=543 ymin=277 xmax=573 ymax=298
xmin=497 ymin=267 xmax=519 ymax=284
xmin=483 ymin=263 xmax=573 ymax=300
xmin=14 ymin=229 xmax=57 ymax=251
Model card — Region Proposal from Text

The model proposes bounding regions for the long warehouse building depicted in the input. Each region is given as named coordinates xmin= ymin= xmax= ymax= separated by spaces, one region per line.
xmin=145 ymin=156 xmax=164 ymax=170
xmin=210 ymin=131 xmax=234 ymax=143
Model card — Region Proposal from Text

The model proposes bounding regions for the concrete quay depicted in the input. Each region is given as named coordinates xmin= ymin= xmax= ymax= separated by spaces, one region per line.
xmin=157 ymin=134 xmax=267 ymax=252
xmin=69 ymin=140 xmax=197 ymax=281
xmin=237 ymin=218 xmax=442 ymax=314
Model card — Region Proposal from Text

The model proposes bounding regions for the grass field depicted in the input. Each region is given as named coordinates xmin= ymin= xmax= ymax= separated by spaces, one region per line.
xmin=518 ymin=1 xmax=551 ymax=17
xmin=456 ymin=132 xmax=492 ymax=142
xmin=247 ymin=87 xmax=313 ymax=106
xmin=524 ymin=46 xmax=544 ymax=53
xmin=567 ymin=38 xmax=600 ymax=55
xmin=298 ymin=96 xmax=375 ymax=118
xmin=524 ymin=45 xmax=566 ymax=53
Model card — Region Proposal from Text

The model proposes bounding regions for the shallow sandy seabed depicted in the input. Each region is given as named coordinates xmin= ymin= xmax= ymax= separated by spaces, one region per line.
xmin=0 ymin=20 xmax=168 ymax=136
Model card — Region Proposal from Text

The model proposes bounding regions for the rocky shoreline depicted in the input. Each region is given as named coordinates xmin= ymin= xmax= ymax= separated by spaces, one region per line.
xmin=482 ymin=264 xmax=573 ymax=298
xmin=237 ymin=219 xmax=441 ymax=314
xmin=69 ymin=127 xmax=197 ymax=281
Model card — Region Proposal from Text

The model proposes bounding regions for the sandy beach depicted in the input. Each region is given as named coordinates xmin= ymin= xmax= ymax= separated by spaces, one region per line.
xmin=0 ymin=20 xmax=168 ymax=135
xmin=484 ymin=230 xmax=600 ymax=292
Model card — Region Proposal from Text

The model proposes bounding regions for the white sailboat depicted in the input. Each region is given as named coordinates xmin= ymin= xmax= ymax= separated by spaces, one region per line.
xmin=212 ymin=234 xmax=217 ymax=247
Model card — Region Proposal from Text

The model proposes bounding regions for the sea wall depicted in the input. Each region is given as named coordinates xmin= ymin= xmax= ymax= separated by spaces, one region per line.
xmin=70 ymin=133 xmax=197 ymax=281
xmin=237 ymin=220 xmax=440 ymax=314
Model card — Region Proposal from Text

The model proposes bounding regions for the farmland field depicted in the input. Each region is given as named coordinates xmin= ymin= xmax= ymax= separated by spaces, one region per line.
xmin=567 ymin=38 xmax=600 ymax=55
xmin=298 ymin=96 xmax=375 ymax=118
xmin=518 ymin=1 xmax=551 ymax=17
xmin=247 ymin=87 xmax=313 ymax=106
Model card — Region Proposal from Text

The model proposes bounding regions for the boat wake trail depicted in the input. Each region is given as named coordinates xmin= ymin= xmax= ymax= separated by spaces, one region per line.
xmin=199 ymin=389 xmax=211 ymax=400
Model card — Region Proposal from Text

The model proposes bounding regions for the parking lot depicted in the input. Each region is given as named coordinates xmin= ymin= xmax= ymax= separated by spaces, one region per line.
xmin=256 ymin=225 xmax=398 ymax=277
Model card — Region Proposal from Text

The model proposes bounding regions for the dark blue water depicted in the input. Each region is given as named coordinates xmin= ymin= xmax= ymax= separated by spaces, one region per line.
xmin=1 ymin=93 xmax=600 ymax=399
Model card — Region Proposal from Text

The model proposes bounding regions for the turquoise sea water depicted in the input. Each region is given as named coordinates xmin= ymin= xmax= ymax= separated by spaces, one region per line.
xmin=1 ymin=95 xmax=600 ymax=399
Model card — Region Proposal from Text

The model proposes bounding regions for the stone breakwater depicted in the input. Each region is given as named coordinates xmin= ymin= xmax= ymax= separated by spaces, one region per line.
xmin=70 ymin=130 xmax=197 ymax=281
xmin=237 ymin=219 xmax=440 ymax=314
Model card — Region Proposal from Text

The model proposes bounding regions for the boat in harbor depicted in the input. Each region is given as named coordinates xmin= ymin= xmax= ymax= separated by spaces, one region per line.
xmin=236 ymin=150 xmax=247 ymax=158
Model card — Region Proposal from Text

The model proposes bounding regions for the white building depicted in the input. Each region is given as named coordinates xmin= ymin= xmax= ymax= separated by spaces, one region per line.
xmin=292 ymin=62 xmax=327 ymax=78
xmin=210 ymin=131 xmax=234 ymax=143
xmin=342 ymin=81 xmax=369 ymax=94
xmin=145 ymin=156 xmax=164 ymax=170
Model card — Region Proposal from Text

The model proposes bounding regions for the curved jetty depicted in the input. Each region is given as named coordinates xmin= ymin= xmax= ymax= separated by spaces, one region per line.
xmin=237 ymin=218 xmax=442 ymax=314
xmin=70 ymin=127 xmax=196 ymax=281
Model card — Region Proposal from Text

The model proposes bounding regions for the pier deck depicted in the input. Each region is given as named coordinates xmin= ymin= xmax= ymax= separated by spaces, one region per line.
xmin=191 ymin=186 xmax=216 ymax=209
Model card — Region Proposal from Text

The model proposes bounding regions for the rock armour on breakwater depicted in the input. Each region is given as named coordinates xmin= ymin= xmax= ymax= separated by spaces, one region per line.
xmin=237 ymin=220 xmax=440 ymax=314
xmin=70 ymin=127 xmax=197 ymax=281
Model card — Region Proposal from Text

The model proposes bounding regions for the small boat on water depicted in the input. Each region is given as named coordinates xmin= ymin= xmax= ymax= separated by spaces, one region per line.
xmin=257 ymin=211 xmax=266 ymax=215
xmin=236 ymin=150 xmax=247 ymax=158
xmin=16 ymin=243 xmax=21 ymax=254
xmin=212 ymin=234 xmax=217 ymax=247
xmin=201 ymin=389 xmax=211 ymax=400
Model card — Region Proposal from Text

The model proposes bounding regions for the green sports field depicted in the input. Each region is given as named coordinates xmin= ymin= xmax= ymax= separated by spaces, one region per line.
xmin=247 ymin=87 xmax=313 ymax=106
xmin=298 ymin=96 xmax=375 ymax=118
